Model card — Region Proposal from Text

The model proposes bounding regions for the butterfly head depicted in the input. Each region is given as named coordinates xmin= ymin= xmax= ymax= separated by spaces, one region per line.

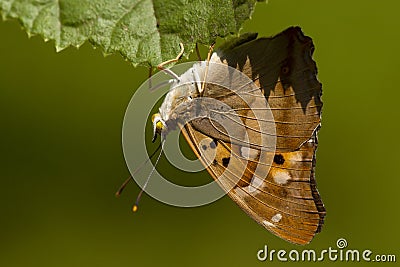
xmin=150 ymin=54 xmax=220 ymax=142
xmin=151 ymin=113 xmax=167 ymax=142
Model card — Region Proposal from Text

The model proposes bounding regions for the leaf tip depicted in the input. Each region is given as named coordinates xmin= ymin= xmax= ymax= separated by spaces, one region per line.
xmin=55 ymin=46 xmax=65 ymax=53
xmin=102 ymin=51 xmax=112 ymax=58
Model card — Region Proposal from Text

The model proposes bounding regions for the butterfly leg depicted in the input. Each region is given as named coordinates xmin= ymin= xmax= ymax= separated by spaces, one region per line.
xmin=206 ymin=42 xmax=215 ymax=62
xmin=157 ymin=42 xmax=184 ymax=81
xmin=200 ymin=42 xmax=216 ymax=95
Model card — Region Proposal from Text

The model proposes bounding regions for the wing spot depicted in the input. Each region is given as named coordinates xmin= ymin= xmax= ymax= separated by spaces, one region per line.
xmin=240 ymin=146 xmax=258 ymax=159
xmin=273 ymin=170 xmax=291 ymax=185
xmin=262 ymin=220 xmax=275 ymax=228
xmin=210 ymin=140 xmax=217 ymax=149
xmin=273 ymin=154 xmax=285 ymax=165
xmin=222 ymin=157 xmax=230 ymax=167
xmin=271 ymin=213 xmax=282 ymax=223
xmin=248 ymin=176 xmax=264 ymax=193
xmin=288 ymin=152 xmax=303 ymax=162
xmin=281 ymin=65 xmax=290 ymax=75
xmin=202 ymin=144 xmax=207 ymax=150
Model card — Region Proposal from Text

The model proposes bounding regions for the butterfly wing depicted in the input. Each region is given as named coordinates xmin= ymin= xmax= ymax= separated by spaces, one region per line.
xmin=180 ymin=27 xmax=325 ymax=245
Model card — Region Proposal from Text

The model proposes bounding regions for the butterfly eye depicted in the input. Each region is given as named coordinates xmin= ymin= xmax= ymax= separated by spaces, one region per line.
xmin=156 ymin=121 xmax=164 ymax=131
xmin=151 ymin=113 xmax=166 ymax=142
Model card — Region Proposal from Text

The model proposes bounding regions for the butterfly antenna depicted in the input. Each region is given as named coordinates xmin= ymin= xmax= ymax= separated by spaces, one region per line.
xmin=115 ymin=142 xmax=162 ymax=197
xmin=132 ymin=138 xmax=165 ymax=212
xmin=201 ymin=42 xmax=215 ymax=95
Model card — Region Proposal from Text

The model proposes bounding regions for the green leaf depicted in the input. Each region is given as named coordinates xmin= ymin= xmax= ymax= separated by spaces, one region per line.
xmin=0 ymin=0 xmax=265 ymax=67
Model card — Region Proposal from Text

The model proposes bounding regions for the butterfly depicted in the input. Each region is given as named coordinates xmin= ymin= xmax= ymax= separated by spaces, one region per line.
xmin=150 ymin=26 xmax=325 ymax=245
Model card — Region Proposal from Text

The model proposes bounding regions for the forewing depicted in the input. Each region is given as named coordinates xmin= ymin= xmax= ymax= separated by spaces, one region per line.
xmin=216 ymin=26 xmax=322 ymax=151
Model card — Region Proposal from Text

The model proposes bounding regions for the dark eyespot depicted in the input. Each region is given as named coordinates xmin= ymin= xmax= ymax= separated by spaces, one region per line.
xmin=202 ymin=145 xmax=207 ymax=150
xmin=274 ymin=154 xmax=285 ymax=165
xmin=222 ymin=157 xmax=230 ymax=167
xmin=281 ymin=66 xmax=290 ymax=75
xmin=210 ymin=140 xmax=217 ymax=149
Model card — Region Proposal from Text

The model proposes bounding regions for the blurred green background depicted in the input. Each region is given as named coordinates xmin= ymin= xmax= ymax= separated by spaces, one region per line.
xmin=1 ymin=0 xmax=399 ymax=266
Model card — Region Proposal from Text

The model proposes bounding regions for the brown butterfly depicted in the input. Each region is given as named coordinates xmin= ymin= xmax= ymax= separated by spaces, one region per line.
xmin=150 ymin=27 xmax=325 ymax=245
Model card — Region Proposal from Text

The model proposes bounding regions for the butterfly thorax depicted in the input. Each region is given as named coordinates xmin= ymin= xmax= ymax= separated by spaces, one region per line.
xmin=152 ymin=60 xmax=215 ymax=140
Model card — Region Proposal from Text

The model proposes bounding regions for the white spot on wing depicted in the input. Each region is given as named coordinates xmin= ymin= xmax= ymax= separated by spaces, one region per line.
xmin=248 ymin=176 xmax=264 ymax=193
xmin=271 ymin=213 xmax=282 ymax=223
xmin=262 ymin=220 xmax=275 ymax=228
xmin=288 ymin=152 xmax=302 ymax=162
xmin=273 ymin=170 xmax=291 ymax=185
xmin=240 ymin=146 xmax=258 ymax=159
